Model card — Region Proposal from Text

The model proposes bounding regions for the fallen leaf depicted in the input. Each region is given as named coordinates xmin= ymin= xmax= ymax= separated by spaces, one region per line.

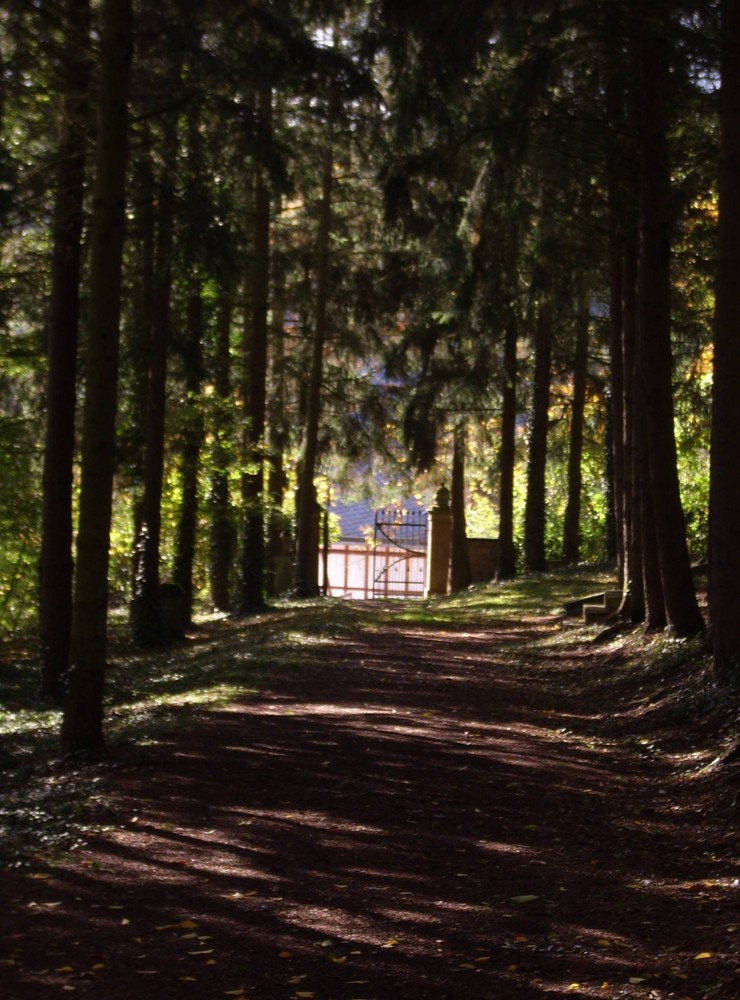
xmin=569 ymin=984 xmax=581 ymax=991
xmin=179 ymin=976 xmax=197 ymax=982
xmin=56 ymin=966 xmax=74 ymax=973
xmin=224 ymin=990 xmax=245 ymax=997
xmin=511 ymin=895 xmax=538 ymax=904
xmin=180 ymin=920 xmax=198 ymax=929
xmin=629 ymin=978 xmax=646 ymax=984
xmin=279 ymin=950 xmax=292 ymax=958
xmin=331 ymin=956 xmax=347 ymax=964
xmin=694 ymin=952 xmax=713 ymax=960
xmin=513 ymin=936 xmax=528 ymax=944
xmin=29 ymin=873 xmax=51 ymax=880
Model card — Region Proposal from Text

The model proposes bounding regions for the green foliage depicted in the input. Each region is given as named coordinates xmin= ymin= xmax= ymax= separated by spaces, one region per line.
xmin=0 ymin=406 xmax=42 ymax=635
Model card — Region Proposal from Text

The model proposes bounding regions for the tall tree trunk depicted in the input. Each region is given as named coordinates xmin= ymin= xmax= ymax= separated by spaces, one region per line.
xmin=173 ymin=281 xmax=204 ymax=622
xmin=562 ymin=295 xmax=589 ymax=562
xmin=127 ymin=133 xmax=155 ymax=602
xmin=266 ymin=259 xmax=289 ymax=597
xmin=60 ymin=0 xmax=132 ymax=756
xmin=131 ymin=102 xmax=178 ymax=645
xmin=623 ymin=231 xmax=646 ymax=623
xmin=606 ymin=73 xmax=626 ymax=586
xmin=173 ymin=104 xmax=206 ymax=622
xmin=238 ymin=87 xmax=271 ymax=614
xmin=294 ymin=91 xmax=336 ymax=598
xmin=450 ymin=421 xmax=472 ymax=592
xmin=710 ymin=0 xmax=740 ymax=683
xmin=39 ymin=0 xmax=91 ymax=703
xmin=496 ymin=319 xmax=518 ymax=580
xmin=209 ymin=294 xmax=235 ymax=611
xmin=638 ymin=11 xmax=705 ymax=637
xmin=524 ymin=302 xmax=552 ymax=573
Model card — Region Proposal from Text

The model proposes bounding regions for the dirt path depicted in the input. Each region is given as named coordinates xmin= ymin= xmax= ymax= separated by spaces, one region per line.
xmin=1 ymin=606 xmax=738 ymax=999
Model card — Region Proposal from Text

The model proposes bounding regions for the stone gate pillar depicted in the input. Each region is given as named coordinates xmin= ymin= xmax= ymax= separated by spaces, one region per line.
xmin=425 ymin=486 xmax=452 ymax=597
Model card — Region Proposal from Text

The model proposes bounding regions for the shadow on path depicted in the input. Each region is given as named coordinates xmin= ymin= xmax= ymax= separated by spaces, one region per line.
xmin=1 ymin=607 xmax=737 ymax=1000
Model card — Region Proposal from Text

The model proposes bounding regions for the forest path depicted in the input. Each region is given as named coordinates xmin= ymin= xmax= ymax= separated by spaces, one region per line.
xmin=1 ymin=602 xmax=738 ymax=1000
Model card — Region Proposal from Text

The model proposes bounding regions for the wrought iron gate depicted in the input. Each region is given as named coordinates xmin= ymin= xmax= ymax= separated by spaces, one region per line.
xmin=372 ymin=507 xmax=428 ymax=598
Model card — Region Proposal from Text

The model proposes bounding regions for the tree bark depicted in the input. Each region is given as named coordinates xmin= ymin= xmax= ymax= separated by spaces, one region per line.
xmin=294 ymin=91 xmax=336 ymax=598
xmin=496 ymin=319 xmax=518 ymax=580
xmin=622 ymin=220 xmax=646 ymax=623
xmin=562 ymin=295 xmax=589 ymax=562
xmin=524 ymin=302 xmax=552 ymax=573
xmin=238 ymin=86 xmax=271 ymax=614
xmin=266 ymin=259 xmax=289 ymax=597
xmin=131 ymin=99 xmax=179 ymax=646
xmin=710 ymin=0 xmax=740 ymax=683
xmin=637 ymin=12 xmax=704 ymax=637
xmin=450 ymin=422 xmax=472 ymax=592
xmin=209 ymin=294 xmax=235 ymax=611
xmin=60 ymin=0 xmax=132 ymax=756
xmin=173 ymin=281 xmax=204 ymax=623
xmin=606 ymin=73 xmax=626 ymax=586
xmin=39 ymin=0 xmax=91 ymax=703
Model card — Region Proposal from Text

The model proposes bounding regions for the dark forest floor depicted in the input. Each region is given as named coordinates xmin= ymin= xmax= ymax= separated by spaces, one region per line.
xmin=1 ymin=576 xmax=738 ymax=1000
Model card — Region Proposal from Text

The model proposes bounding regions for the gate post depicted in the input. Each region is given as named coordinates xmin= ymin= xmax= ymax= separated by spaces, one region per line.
xmin=425 ymin=486 xmax=451 ymax=597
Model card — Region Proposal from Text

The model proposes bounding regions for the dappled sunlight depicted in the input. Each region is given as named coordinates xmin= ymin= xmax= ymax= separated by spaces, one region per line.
xmin=2 ymin=573 xmax=737 ymax=1000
